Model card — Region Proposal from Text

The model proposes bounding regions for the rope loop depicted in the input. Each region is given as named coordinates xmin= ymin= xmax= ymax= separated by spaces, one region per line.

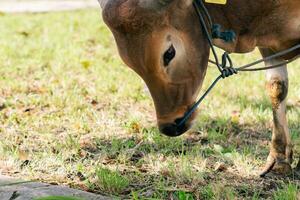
xmin=219 ymin=52 xmax=238 ymax=78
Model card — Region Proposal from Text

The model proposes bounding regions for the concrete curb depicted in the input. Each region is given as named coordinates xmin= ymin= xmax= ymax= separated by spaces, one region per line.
xmin=0 ymin=175 xmax=110 ymax=200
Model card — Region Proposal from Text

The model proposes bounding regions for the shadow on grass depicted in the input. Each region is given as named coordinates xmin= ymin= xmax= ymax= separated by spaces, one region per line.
xmin=78 ymin=118 xmax=300 ymax=199
xmin=85 ymin=137 xmax=300 ymax=199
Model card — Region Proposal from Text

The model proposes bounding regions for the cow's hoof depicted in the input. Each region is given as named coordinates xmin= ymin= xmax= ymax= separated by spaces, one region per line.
xmin=260 ymin=156 xmax=292 ymax=177
xmin=272 ymin=161 xmax=293 ymax=175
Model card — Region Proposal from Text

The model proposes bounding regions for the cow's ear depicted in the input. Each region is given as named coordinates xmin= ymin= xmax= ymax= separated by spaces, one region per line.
xmin=178 ymin=0 xmax=193 ymax=9
xmin=138 ymin=0 xmax=175 ymax=10
xmin=98 ymin=0 xmax=108 ymax=9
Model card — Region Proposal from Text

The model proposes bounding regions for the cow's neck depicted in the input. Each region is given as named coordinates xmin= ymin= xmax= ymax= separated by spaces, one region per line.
xmin=205 ymin=1 xmax=273 ymax=31
xmin=204 ymin=1 xmax=300 ymax=55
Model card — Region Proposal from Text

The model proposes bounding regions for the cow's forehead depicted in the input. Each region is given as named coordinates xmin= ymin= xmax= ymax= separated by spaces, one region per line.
xmin=102 ymin=0 xmax=169 ymax=33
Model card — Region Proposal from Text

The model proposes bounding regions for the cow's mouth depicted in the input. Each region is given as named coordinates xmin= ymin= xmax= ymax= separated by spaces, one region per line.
xmin=159 ymin=108 xmax=197 ymax=137
xmin=159 ymin=122 xmax=189 ymax=137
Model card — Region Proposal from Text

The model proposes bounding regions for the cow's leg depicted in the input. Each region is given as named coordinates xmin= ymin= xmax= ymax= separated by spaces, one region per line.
xmin=259 ymin=48 xmax=293 ymax=177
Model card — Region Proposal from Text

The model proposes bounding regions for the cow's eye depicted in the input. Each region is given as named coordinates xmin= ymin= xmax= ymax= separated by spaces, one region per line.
xmin=163 ymin=44 xmax=176 ymax=66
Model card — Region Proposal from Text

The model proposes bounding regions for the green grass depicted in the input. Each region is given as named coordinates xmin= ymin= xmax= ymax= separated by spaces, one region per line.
xmin=274 ymin=183 xmax=299 ymax=200
xmin=89 ymin=167 xmax=129 ymax=194
xmin=0 ymin=9 xmax=299 ymax=199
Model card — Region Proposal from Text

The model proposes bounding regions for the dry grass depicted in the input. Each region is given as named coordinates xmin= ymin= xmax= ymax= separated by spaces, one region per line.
xmin=0 ymin=9 xmax=299 ymax=199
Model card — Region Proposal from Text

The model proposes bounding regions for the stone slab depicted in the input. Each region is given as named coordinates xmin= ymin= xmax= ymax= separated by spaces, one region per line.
xmin=0 ymin=175 xmax=110 ymax=200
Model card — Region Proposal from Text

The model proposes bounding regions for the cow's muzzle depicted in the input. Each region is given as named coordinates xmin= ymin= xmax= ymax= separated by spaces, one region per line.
xmin=159 ymin=117 xmax=190 ymax=137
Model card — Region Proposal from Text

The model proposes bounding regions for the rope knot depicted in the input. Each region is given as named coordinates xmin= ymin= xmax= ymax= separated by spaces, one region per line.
xmin=219 ymin=52 xmax=238 ymax=78
xmin=221 ymin=67 xmax=238 ymax=78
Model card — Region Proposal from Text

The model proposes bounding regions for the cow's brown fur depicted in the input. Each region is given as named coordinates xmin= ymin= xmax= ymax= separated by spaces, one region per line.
xmin=100 ymin=0 xmax=300 ymax=175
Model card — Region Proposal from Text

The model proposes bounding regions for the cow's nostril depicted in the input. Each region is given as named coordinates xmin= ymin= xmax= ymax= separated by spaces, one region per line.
xmin=175 ymin=117 xmax=187 ymax=132
xmin=174 ymin=117 xmax=185 ymax=126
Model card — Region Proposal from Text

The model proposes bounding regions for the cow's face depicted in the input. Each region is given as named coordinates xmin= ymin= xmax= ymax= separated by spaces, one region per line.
xmin=101 ymin=0 xmax=209 ymax=136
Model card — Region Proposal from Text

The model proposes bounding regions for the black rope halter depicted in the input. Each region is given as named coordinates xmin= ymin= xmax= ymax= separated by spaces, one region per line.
xmin=176 ymin=0 xmax=300 ymax=128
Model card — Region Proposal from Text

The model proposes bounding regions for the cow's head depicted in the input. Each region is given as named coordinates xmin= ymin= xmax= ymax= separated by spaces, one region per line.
xmin=100 ymin=0 xmax=210 ymax=136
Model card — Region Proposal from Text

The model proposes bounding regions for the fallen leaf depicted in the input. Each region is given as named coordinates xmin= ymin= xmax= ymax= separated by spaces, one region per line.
xmin=214 ymin=162 xmax=227 ymax=172
xmin=81 ymin=60 xmax=91 ymax=69
xmin=213 ymin=144 xmax=224 ymax=153
xmin=18 ymin=149 xmax=29 ymax=161
xmin=231 ymin=110 xmax=240 ymax=124
xmin=79 ymin=135 xmax=97 ymax=152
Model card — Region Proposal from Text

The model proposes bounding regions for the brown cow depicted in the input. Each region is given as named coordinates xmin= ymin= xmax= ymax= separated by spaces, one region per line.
xmin=98 ymin=0 xmax=300 ymax=176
